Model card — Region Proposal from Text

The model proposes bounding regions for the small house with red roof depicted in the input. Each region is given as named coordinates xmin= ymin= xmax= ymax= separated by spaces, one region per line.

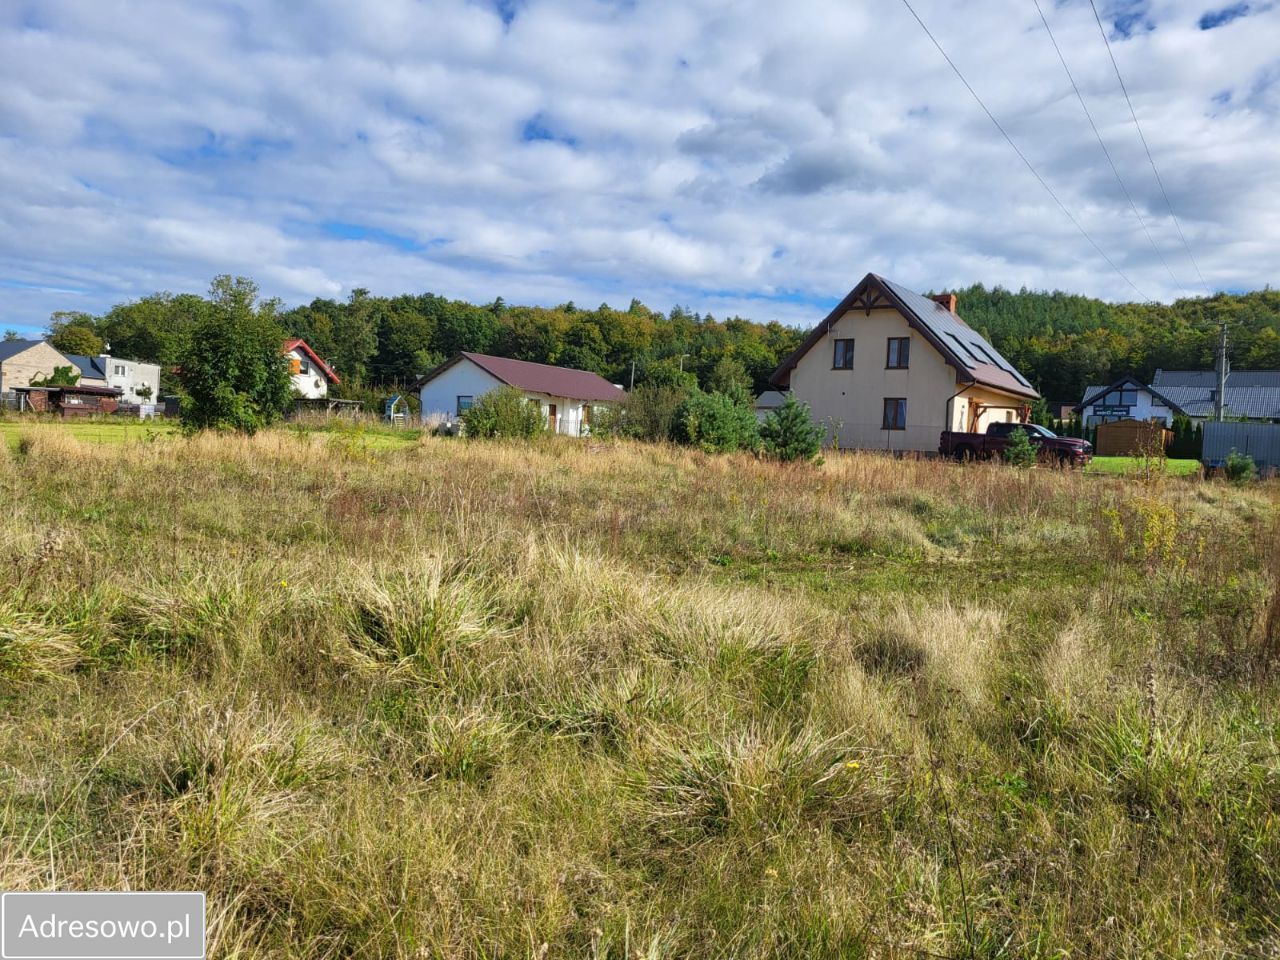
xmin=413 ymin=352 xmax=625 ymax=436
xmin=283 ymin=338 xmax=340 ymax=399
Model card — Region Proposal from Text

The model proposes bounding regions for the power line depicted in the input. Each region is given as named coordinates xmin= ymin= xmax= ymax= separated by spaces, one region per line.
xmin=1086 ymin=0 xmax=1212 ymax=296
xmin=1030 ymin=0 xmax=1186 ymax=294
xmin=897 ymin=0 xmax=1149 ymax=301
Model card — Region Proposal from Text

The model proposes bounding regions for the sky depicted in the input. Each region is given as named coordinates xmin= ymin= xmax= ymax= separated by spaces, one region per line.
xmin=1 ymin=0 xmax=1278 ymax=337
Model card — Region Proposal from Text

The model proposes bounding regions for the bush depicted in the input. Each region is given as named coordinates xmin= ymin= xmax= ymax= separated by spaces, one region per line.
xmin=1224 ymin=450 xmax=1256 ymax=484
xmin=1003 ymin=426 xmax=1037 ymax=469
xmin=760 ymin=394 xmax=824 ymax=463
xmin=28 ymin=365 xmax=81 ymax=388
xmin=459 ymin=386 xmax=544 ymax=439
xmin=1168 ymin=415 xmax=1203 ymax=459
xmin=676 ymin=385 xmax=759 ymax=453
xmin=595 ymin=382 xmax=688 ymax=442
xmin=179 ymin=276 xmax=293 ymax=434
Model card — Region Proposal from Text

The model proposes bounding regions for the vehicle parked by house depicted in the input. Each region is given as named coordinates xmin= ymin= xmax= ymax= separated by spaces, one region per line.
xmin=939 ymin=422 xmax=1093 ymax=465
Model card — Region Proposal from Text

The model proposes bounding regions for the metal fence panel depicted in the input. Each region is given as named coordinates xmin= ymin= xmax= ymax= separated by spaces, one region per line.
xmin=1202 ymin=421 xmax=1280 ymax=468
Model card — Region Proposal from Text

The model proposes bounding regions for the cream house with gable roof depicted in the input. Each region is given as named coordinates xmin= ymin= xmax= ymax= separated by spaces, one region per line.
xmin=771 ymin=273 xmax=1039 ymax=452
xmin=0 ymin=339 xmax=78 ymax=394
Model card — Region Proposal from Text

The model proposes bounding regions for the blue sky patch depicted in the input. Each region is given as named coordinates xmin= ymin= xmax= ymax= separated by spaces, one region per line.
xmin=1199 ymin=3 xmax=1251 ymax=28
xmin=322 ymin=222 xmax=423 ymax=252
xmin=491 ymin=0 xmax=520 ymax=26
xmin=1109 ymin=1 xmax=1155 ymax=37
xmin=154 ymin=128 xmax=290 ymax=167
xmin=521 ymin=113 xmax=577 ymax=147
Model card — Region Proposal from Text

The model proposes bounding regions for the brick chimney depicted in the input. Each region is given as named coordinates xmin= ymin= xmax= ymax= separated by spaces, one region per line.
xmin=932 ymin=293 xmax=957 ymax=313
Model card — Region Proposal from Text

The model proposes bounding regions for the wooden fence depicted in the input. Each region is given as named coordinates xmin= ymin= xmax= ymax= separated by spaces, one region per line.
xmin=1093 ymin=418 xmax=1171 ymax=457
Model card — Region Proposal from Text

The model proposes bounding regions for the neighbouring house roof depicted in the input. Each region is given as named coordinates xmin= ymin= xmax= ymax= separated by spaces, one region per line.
xmin=0 ymin=339 xmax=48 ymax=362
xmin=1077 ymin=371 xmax=1280 ymax=420
xmin=1074 ymin=375 xmax=1189 ymax=416
xmin=754 ymin=390 xmax=788 ymax=409
xmin=1159 ymin=385 xmax=1280 ymax=420
xmin=770 ymin=273 xmax=1038 ymax=399
xmin=64 ymin=354 xmax=108 ymax=381
xmin=16 ymin=383 xmax=121 ymax=396
xmin=1153 ymin=369 xmax=1280 ymax=389
xmin=414 ymin=352 xmax=626 ymax=403
xmin=282 ymin=338 xmax=341 ymax=384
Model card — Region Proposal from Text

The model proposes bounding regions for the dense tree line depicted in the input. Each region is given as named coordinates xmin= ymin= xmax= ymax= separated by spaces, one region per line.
xmin=37 ymin=282 xmax=805 ymax=401
xmin=954 ymin=284 xmax=1280 ymax=400
xmin=26 ymin=277 xmax=1280 ymax=405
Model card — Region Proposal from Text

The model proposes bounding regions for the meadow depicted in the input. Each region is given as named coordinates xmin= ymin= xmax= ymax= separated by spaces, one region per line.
xmin=0 ymin=421 xmax=1276 ymax=958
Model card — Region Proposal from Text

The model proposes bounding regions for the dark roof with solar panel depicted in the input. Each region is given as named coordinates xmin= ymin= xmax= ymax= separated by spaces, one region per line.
xmin=770 ymin=273 xmax=1039 ymax=399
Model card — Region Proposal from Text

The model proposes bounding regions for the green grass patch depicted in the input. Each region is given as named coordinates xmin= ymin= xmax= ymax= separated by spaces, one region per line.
xmin=0 ymin=417 xmax=180 ymax=448
xmin=1085 ymin=455 xmax=1200 ymax=477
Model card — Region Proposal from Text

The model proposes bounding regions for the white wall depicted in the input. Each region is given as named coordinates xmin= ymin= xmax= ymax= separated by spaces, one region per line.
xmin=1080 ymin=387 xmax=1175 ymax=427
xmin=286 ymin=348 xmax=329 ymax=399
xmin=102 ymin=357 xmax=161 ymax=404
xmin=524 ymin=392 xmax=604 ymax=437
xmin=418 ymin=358 xmax=608 ymax=436
xmin=419 ymin=359 xmax=505 ymax=422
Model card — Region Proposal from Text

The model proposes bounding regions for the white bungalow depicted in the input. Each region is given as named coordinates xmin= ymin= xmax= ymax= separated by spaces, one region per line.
xmin=414 ymin=352 xmax=625 ymax=436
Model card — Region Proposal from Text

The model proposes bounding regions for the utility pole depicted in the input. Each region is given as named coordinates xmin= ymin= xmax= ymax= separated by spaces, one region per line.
xmin=1214 ymin=321 xmax=1229 ymax=422
xmin=629 ymin=359 xmax=635 ymax=392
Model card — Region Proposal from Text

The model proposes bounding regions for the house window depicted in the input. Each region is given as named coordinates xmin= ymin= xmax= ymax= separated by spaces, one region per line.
xmin=886 ymin=337 xmax=910 ymax=369
xmin=1104 ymin=389 xmax=1138 ymax=406
xmin=113 ymin=364 xmax=126 ymax=377
xmin=832 ymin=339 xmax=855 ymax=369
xmin=297 ymin=359 xmax=312 ymax=375
xmin=456 ymin=396 xmax=473 ymax=415
xmin=882 ymin=398 xmax=907 ymax=430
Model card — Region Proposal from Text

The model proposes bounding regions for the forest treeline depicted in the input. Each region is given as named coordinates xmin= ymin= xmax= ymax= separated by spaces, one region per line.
xmin=23 ymin=277 xmax=1280 ymax=404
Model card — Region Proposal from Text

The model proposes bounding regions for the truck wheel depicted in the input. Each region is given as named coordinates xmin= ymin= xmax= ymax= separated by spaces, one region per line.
xmin=954 ymin=445 xmax=976 ymax=462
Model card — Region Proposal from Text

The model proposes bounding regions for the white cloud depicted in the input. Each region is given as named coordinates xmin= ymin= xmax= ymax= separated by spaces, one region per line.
xmin=1 ymin=0 xmax=1278 ymax=337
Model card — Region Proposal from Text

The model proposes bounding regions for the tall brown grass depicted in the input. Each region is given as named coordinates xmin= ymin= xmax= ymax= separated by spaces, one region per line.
xmin=0 ymin=424 xmax=1276 ymax=957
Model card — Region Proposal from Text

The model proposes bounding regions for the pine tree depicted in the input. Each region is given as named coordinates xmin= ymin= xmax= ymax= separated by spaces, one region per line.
xmin=760 ymin=394 xmax=824 ymax=463
xmin=1003 ymin=426 xmax=1037 ymax=469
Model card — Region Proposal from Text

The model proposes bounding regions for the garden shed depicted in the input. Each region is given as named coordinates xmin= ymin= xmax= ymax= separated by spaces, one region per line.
xmin=1093 ymin=418 xmax=1171 ymax=456
xmin=15 ymin=384 xmax=122 ymax=416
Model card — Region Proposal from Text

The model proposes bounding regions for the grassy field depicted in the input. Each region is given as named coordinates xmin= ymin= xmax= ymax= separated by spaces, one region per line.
xmin=0 ymin=416 xmax=180 ymax=447
xmin=1086 ymin=455 xmax=1201 ymax=477
xmin=0 ymin=421 xmax=1277 ymax=958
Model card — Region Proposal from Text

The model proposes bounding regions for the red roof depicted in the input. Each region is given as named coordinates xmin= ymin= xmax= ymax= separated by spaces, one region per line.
xmin=417 ymin=352 xmax=625 ymax=403
xmin=282 ymin=338 xmax=340 ymax=385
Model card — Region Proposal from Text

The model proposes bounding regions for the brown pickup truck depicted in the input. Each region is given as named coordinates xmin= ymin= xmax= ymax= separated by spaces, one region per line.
xmin=938 ymin=422 xmax=1093 ymax=465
